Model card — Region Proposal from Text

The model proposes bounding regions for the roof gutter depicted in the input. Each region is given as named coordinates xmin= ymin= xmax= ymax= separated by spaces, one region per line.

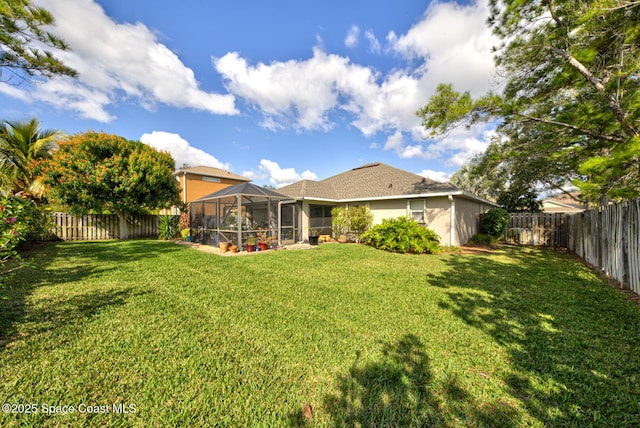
xmin=293 ymin=191 xmax=497 ymax=206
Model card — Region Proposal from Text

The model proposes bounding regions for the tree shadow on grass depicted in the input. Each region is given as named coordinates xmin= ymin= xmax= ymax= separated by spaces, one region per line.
xmin=428 ymin=247 xmax=640 ymax=426
xmin=0 ymin=287 xmax=148 ymax=352
xmin=319 ymin=334 xmax=518 ymax=427
xmin=0 ymin=240 xmax=179 ymax=352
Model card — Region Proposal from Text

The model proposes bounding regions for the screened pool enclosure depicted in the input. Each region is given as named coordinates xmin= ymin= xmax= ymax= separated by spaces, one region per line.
xmin=189 ymin=183 xmax=299 ymax=249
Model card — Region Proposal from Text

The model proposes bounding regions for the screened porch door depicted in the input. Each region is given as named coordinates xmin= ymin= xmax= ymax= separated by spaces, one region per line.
xmin=279 ymin=203 xmax=298 ymax=244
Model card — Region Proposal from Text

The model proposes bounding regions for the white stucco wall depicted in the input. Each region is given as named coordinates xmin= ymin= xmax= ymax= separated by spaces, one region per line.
xmin=424 ymin=196 xmax=452 ymax=246
xmin=368 ymin=200 xmax=407 ymax=225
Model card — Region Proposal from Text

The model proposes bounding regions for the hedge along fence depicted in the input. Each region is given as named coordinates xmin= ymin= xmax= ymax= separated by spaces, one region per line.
xmin=48 ymin=212 xmax=159 ymax=240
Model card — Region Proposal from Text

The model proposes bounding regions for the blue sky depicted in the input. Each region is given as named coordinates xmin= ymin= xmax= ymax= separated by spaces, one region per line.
xmin=0 ymin=0 xmax=499 ymax=187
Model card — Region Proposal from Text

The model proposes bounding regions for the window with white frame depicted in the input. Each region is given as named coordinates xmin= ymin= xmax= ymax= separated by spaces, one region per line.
xmin=410 ymin=199 xmax=425 ymax=223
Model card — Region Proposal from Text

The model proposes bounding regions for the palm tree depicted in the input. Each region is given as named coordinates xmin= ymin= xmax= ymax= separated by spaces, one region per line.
xmin=0 ymin=118 xmax=65 ymax=198
xmin=449 ymin=162 xmax=501 ymax=201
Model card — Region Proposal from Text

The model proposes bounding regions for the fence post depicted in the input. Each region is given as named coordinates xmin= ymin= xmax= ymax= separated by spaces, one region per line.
xmin=621 ymin=202 xmax=630 ymax=289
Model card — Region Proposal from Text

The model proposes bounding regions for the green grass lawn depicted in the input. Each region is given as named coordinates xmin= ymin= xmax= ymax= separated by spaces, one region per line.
xmin=1 ymin=241 xmax=640 ymax=427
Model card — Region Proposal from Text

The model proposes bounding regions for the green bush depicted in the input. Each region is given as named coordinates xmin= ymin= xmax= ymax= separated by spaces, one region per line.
xmin=158 ymin=215 xmax=180 ymax=240
xmin=361 ymin=216 xmax=440 ymax=254
xmin=468 ymin=233 xmax=498 ymax=245
xmin=1 ymin=196 xmax=51 ymax=280
xmin=480 ymin=208 xmax=510 ymax=237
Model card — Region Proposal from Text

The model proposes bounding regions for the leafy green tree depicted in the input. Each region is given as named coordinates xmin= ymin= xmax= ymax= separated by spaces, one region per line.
xmin=0 ymin=118 xmax=64 ymax=198
xmin=1 ymin=0 xmax=76 ymax=83
xmin=496 ymin=186 xmax=541 ymax=213
xmin=417 ymin=1 xmax=640 ymax=203
xmin=38 ymin=132 xmax=181 ymax=239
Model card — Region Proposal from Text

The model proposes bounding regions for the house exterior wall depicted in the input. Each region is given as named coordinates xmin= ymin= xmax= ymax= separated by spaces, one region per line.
xmin=424 ymin=196 xmax=452 ymax=245
xmin=368 ymin=200 xmax=407 ymax=225
xmin=454 ymin=197 xmax=493 ymax=245
xmin=178 ymin=173 xmax=246 ymax=204
xmin=298 ymin=195 xmax=492 ymax=246
xmin=541 ymin=201 xmax=585 ymax=213
xmin=369 ymin=197 xmax=453 ymax=246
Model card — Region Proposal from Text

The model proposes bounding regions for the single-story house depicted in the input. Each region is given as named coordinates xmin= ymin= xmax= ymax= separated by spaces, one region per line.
xmin=174 ymin=166 xmax=250 ymax=205
xmin=541 ymin=192 xmax=586 ymax=213
xmin=277 ymin=162 xmax=497 ymax=246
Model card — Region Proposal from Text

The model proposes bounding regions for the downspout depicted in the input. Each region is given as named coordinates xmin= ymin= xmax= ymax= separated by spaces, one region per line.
xmin=448 ymin=194 xmax=455 ymax=247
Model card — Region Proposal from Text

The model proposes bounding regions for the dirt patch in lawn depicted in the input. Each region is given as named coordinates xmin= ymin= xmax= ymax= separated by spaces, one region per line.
xmin=458 ymin=244 xmax=497 ymax=255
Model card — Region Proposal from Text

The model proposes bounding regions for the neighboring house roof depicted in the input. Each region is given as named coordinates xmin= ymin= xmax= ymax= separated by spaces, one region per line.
xmin=278 ymin=162 xmax=487 ymax=202
xmin=174 ymin=165 xmax=250 ymax=182
xmin=541 ymin=192 xmax=586 ymax=213
xmin=194 ymin=182 xmax=291 ymax=201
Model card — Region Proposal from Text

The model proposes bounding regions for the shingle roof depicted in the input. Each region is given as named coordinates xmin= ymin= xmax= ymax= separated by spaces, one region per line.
xmin=278 ymin=162 xmax=458 ymax=200
xmin=277 ymin=179 xmax=338 ymax=199
xmin=174 ymin=165 xmax=250 ymax=182
xmin=542 ymin=192 xmax=586 ymax=212
xmin=194 ymin=182 xmax=291 ymax=201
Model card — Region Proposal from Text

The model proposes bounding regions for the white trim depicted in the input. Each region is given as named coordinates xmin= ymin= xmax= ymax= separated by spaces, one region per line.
xmin=296 ymin=191 xmax=497 ymax=206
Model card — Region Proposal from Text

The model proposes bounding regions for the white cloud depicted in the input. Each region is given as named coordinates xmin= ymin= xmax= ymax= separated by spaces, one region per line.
xmin=0 ymin=83 xmax=30 ymax=102
xmin=383 ymin=130 xmax=404 ymax=151
xmin=384 ymin=124 xmax=491 ymax=166
xmin=6 ymin=0 xmax=238 ymax=122
xmin=240 ymin=169 xmax=261 ymax=182
xmin=345 ymin=25 xmax=360 ymax=48
xmin=215 ymin=48 xmax=381 ymax=132
xmin=140 ymin=131 xmax=231 ymax=171
xmin=254 ymin=159 xmax=317 ymax=187
xmin=389 ymin=0 xmax=497 ymax=97
xmin=418 ymin=169 xmax=452 ymax=183
xmin=213 ymin=0 xmax=496 ymax=150
xmin=365 ymin=30 xmax=382 ymax=54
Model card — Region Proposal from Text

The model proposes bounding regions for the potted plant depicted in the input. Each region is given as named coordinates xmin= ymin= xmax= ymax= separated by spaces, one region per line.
xmin=246 ymin=235 xmax=256 ymax=252
xmin=256 ymin=228 xmax=271 ymax=251
xmin=219 ymin=241 xmax=229 ymax=253
xmin=308 ymin=228 xmax=319 ymax=246
xmin=178 ymin=213 xmax=191 ymax=241
xmin=229 ymin=244 xmax=238 ymax=253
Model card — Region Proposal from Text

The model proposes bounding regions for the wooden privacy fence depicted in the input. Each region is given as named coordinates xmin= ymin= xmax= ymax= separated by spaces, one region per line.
xmin=567 ymin=200 xmax=640 ymax=295
xmin=49 ymin=212 xmax=159 ymax=240
xmin=504 ymin=199 xmax=640 ymax=295
xmin=504 ymin=212 xmax=569 ymax=247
